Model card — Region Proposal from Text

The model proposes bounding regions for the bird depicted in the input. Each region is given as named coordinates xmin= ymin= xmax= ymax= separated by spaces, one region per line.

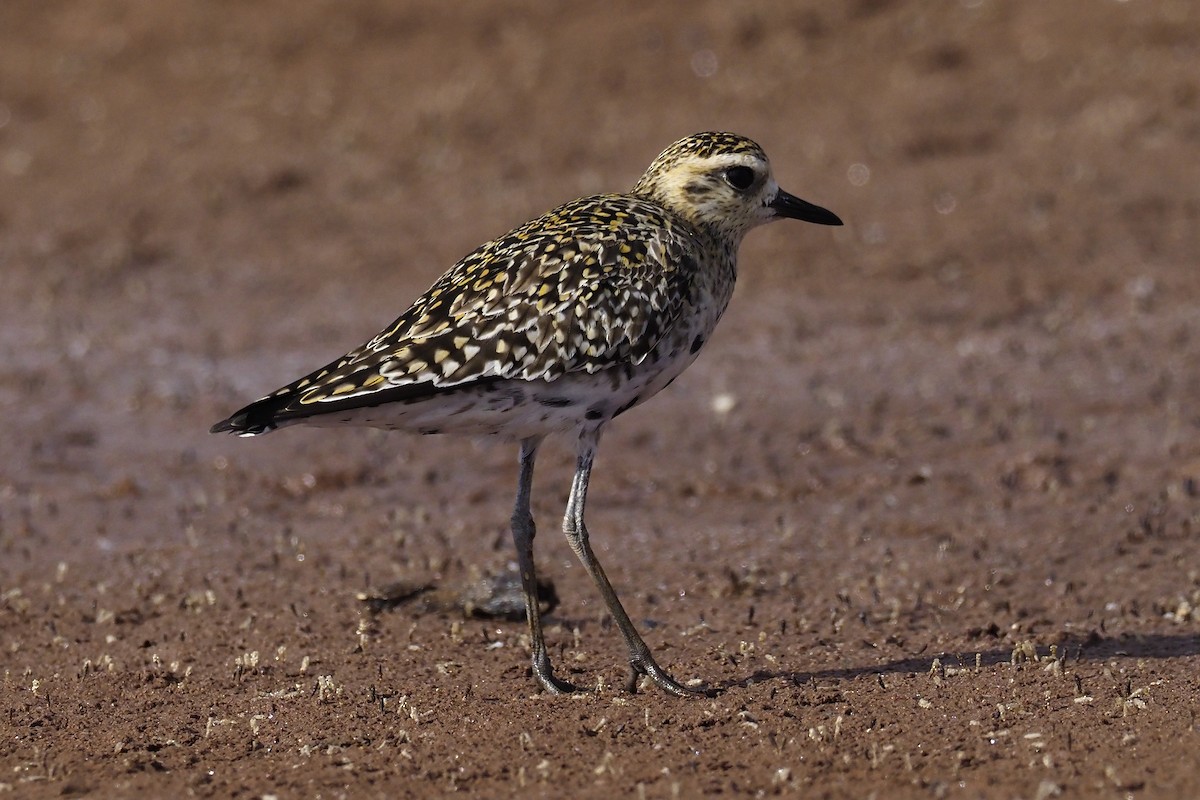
xmin=211 ymin=132 xmax=842 ymax=696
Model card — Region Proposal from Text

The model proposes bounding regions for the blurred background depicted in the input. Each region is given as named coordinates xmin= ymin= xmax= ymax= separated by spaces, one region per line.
xmin=3 ymin=1 xmax=1196 ymax=463
xmin=2 ymin=2 xmax=1199 ymax=796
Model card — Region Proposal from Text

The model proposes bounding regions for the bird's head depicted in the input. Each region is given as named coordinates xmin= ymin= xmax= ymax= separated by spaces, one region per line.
xmin=632 ymin=132 xmax=842 ymax=241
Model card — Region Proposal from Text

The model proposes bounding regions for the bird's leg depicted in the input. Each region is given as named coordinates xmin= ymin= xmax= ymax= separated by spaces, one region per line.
xmin=562 ymin=428 xmax=699 ymax=696
xmin=511 ymin=436 xmax=577 ymax=694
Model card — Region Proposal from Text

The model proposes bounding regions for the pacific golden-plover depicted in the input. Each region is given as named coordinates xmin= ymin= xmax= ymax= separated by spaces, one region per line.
xmin=211 ymin=132 xmax=842 ymax=696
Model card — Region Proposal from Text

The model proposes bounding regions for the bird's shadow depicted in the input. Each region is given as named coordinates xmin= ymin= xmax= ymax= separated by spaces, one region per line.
xmin=707 ymin=632 xmax=1200 ymax=696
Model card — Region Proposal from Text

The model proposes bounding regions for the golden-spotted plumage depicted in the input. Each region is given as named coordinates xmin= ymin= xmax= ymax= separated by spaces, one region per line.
xmin=212 ymin=132 xmax=842 ymax=696
xmin=280 ymin=196 xmax=698 ymax=411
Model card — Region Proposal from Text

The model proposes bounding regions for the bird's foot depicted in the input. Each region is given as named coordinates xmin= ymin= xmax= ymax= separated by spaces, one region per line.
xmin=627 ymin=655 xmax=705 ymax=697
xmin=532 ymin=656 xmax=581 ymax=695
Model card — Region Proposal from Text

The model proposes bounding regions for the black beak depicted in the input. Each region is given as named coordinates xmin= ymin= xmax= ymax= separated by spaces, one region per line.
xmin=770 ymin=189 xmax=843 ymax=226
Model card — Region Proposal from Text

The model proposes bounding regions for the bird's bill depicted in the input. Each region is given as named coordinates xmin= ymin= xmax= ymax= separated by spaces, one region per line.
xmin=770 ymin=189 xmax=843 ymax=226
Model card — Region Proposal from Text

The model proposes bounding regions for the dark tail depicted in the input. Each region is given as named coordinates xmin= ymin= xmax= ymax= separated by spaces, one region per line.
xmin=211 ymin=370 xmax=500 ymax=436
xmin=210 ymin=393 xmax=294 ymax=436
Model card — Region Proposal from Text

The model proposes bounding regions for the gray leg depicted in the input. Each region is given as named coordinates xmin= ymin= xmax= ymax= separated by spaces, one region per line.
xmin=562 ymin=427 xmax=699 ymax=696
xmin=511 ymin=436 xmax=576 ymax=694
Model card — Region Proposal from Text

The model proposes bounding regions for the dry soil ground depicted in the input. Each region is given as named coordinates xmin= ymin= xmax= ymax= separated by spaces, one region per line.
xmin=2 ymin=2 xmax=1200 ymax=798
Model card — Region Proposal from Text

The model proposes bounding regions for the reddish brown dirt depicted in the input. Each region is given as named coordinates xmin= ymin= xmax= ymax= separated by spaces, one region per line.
xmin=3 ymin=2 xmax=1200 ymax=798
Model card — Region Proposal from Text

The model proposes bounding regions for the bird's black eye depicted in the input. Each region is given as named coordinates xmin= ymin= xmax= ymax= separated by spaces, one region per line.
xmin=723 ymin=165 xmax=756 ymax=191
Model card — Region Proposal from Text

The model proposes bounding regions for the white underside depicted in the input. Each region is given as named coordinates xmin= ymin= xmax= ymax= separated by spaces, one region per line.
xmin=270 ymin=280 xmax=728 ymax=442
xmin=282 ymin=347 xmax=700 ymax=441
